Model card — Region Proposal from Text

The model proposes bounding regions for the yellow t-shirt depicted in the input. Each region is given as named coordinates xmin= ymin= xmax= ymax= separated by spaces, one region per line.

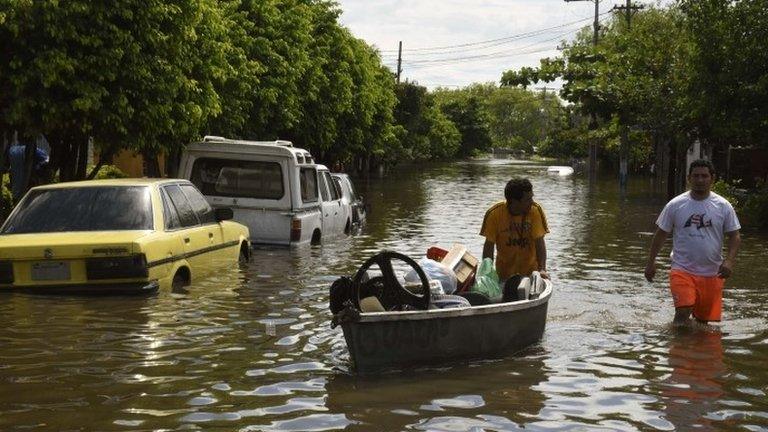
xmin=480 ymin=201 xmax=549 ymax=279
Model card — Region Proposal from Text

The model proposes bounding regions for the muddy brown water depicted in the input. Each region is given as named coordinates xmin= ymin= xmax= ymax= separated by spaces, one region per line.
xmin=1 ymin=159 xmax=766 ymax=431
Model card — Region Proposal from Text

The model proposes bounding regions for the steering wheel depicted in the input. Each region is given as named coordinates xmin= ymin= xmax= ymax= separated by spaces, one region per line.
xmin=351 ymin=251 xmax=431 ymax=311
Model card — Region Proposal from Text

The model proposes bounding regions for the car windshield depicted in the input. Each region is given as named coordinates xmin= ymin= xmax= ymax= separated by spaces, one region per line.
xmin=1 ymin=186 xmax=153 ymax=234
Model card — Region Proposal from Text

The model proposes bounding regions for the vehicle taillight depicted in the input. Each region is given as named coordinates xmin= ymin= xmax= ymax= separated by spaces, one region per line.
xmin=86 ymin=254 xmax=149 ymax=280
xmin=0 ymin=261 xmax=13 ymax=283
xmin=290 ymin=218 xmax=302 ymax=242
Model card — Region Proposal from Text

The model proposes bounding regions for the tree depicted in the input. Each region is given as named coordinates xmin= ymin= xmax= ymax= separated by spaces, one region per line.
xmin=500 ymin=6 xmax=695 ymax=185
xmin=0 ymin=0 xmax=231 ymax=180
xmin=433 ymin=85 xmax=493 ymax=157
xmin=681 ymin=0 xmax=768 ymax=149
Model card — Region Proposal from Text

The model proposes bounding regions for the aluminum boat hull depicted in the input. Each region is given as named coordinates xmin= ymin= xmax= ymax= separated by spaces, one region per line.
xmin=341 ymin=281 xmax=551 ymax=372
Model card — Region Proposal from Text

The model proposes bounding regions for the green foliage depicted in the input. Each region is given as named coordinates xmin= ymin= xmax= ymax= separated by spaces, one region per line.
xmin=392 ymin=81 xmax=460 ymax=161
xmin=712 ymin=179 xmax=741 ymax=208
xmin=680 ymin=0 xmax=768 ymax=148
xmin=433 ymin=85 xmax=493 ymax=157
xmin=430 ymin=83 xmax=570 ymax=158
xmin=499 ymin=7 xmax=698 ymax=169
xmin=742 ymin=181 xmax=768 ymax=229
xmin=500 ymin=0 xmax=768 ymax=177
xmin=714 ymin=179 xmax=768 ymax=229
xmin=484 ymin=86 xmax=564 ymax=154
xmin=0 ymin=175 xmax=12 ymax=220
xmin=0 ymin=0 xmax=232 ymax=180
xmin=0 ymin=0 xmax=403 ymax=178
xmin=88 ymin=164 xmax=128 ymax=180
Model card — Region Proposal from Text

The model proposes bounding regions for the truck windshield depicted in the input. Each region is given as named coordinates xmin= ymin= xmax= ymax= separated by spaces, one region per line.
xmin=1 ymin=186 xmax=153 ymax=233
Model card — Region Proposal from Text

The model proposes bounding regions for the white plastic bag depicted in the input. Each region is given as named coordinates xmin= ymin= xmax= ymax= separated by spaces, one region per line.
xmin=404 ymin=257 xmax=458 ymax=294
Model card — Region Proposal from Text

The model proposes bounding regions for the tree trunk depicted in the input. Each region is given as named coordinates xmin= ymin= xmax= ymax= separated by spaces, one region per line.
xmin=75 ymin=138 xmax=88 ymax=180
xmin=87 ymin=144 xmax=117 ymax=180
xmin=22 ymin=141 xmax=37 ymax=196
xmin=0 ymin=132 xmax=8 ymax=219
xmin=166 ymin=146 xmax=181 ymax=178
xmin=56 ymin=135 xmax=76 ymax=182
xmin=143 ymin=150 xmax=161 ymax=177
xmin=619 ymin=126 xmax=629 ymax=190
xmin=666 ymin=138 xmax=678 ymax=200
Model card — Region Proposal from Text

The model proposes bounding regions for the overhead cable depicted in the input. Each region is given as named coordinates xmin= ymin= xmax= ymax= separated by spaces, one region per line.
xmin=379 ymin=11 xmax=611 ymax=55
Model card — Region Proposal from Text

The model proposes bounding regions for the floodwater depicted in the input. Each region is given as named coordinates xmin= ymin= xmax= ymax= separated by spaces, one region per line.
xmin=1 ymin=159 xmax=767 ymax=431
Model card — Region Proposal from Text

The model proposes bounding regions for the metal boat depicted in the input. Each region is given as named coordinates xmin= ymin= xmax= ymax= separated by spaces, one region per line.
xmin=330 ymin=251 xmax=552 ymax=373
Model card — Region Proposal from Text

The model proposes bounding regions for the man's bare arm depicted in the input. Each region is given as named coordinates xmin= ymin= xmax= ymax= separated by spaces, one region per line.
xmin=718 ymin=230 xmax=741 ymax=278
xmin=482 ymin=240 xmax=495 ymax=261
xmin=645 ymin=227 xmax=669 ymax=282
xmin=534 ymin=236 xmax=549 ymax=279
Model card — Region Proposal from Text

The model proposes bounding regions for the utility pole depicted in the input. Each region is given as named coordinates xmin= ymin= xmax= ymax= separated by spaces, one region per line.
xmin=565 ymin=0 xmax=600 ymax=182
xmin=564 ymin=0 xmax=600 ymax=47
xmin=613 ymin=1 xmax=644 ymax=190
xmin=613 ymin=0 xmax=644 ymax=29
xmin=396 ymin=41 xmax=402 ymax=84
xmin=535 ymin=87 xmax=557 ymax=147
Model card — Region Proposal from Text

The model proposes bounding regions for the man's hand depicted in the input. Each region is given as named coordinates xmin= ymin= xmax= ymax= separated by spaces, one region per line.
xmin=538 ymin=270 xmax=550 ymax=280
xmin=645 ymin=228 xmax=668 ymax=283
xmin=644 ymin=261 xmax=656 ymax=282
xmin=717 ymin=259 xmax=733 ymax=279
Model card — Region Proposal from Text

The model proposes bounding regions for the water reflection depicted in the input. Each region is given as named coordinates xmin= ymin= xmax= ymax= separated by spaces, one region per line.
xmin=659 ymin=326 xmax=725 ymax=431
xmin=1 ymin=162 xmax=767 ymax=431
xmin=325 ymin=349 xmax=548 ymax=431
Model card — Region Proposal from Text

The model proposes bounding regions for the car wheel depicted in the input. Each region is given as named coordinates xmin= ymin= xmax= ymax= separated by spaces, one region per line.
xmin=172 ymin=271 xmax=188 ymax=292
xmin=238 ymin=244 xmax=250 ymax=265
xmin=311 ymin=229 xmax=322 ymax=245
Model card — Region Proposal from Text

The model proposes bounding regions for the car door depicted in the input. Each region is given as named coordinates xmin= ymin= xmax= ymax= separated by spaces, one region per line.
xmin=319 ymin=170 xmax=346 ymax=236
xmin=162 ymin=184 xmax=211 ymax=279
xmin=334 ymin=176 xmax=360 ymax=225
xmin=317 ymin=170 xmax=339 ymax=237
xmin=179 ymin=184 xmax=228 ymax=267
xmin=158 ymin=187 xmax=186 ymax=279
xmin=330 ymin=175 xmax=351 ymax=232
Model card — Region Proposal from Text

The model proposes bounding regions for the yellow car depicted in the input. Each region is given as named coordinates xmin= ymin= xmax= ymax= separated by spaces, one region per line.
xmin=0 ymin=179 xmax=251 ymax=294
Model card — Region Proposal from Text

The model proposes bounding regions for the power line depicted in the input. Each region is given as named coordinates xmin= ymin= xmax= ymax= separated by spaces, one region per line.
xmin=399 ymin=15 xmax=612 ymax=68
xmin=379 ymin=12 xmax=610 ymax=55
xmin=403 ymin=33 xmax=573 ymax=66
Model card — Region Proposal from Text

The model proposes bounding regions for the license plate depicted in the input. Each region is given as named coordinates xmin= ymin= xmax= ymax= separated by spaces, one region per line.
xmin=31 ymin=261 xmax=71 ymax=281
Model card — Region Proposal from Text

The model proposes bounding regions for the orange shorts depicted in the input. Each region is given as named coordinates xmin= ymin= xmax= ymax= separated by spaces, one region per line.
xmin=669 ymin=269 xmax=724 ymax=322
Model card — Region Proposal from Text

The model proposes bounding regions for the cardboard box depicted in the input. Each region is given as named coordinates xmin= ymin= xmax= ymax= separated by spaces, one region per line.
xmin=441 ymin=243 xmax=479 ymax=286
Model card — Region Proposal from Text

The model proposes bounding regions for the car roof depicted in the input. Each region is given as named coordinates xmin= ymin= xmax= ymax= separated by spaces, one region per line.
xmin=186 ymin=138 xmax=310 ymax=158
xmin=32 ymin=178 xmax=190 ymax=190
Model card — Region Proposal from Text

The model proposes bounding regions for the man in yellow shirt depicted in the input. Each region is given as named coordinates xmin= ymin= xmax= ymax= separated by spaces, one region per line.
xmin=480 ymin=177 xmax=550 ymax=280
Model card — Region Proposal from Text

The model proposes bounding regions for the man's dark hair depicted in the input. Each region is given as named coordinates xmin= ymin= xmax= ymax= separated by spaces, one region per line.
xmin=688 ymin=159 xmax=715 ymax=176
xmin=504 ymin=177 xmax=532 ymax=201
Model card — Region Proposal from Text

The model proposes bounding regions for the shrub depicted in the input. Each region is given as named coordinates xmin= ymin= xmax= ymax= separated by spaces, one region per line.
xmin=712 ymin=179 xmax=742 ymax=208
xmin=89 ymin=164 xmax=128 ymax=179
xmin=742 ymin=180 xmax=768 ymax=229
xmin=0 ymin=175 xmax=12 ymax=220
xmin=714 ymin=179 xmax=768 ymax=229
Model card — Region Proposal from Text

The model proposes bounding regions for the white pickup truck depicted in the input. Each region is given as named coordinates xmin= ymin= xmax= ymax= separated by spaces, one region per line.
xmin=179 ymin=136 xmax=352 ymax=245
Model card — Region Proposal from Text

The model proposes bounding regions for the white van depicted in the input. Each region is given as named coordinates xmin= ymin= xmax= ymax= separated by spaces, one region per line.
xmin=178 ymin=136 xmax=352 ymax=245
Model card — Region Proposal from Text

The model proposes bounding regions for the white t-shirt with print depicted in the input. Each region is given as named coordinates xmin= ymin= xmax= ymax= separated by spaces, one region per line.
xmin=656 ymin=191 xmax=741 ymax=276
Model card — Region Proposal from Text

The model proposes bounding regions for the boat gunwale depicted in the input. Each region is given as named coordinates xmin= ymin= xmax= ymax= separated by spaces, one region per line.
xmin=354 ymin=280 xmax=552 ymax=323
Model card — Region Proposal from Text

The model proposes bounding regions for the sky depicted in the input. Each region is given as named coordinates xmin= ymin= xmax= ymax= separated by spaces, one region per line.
xmin=336 ymin=0 xmax=668 ymax=90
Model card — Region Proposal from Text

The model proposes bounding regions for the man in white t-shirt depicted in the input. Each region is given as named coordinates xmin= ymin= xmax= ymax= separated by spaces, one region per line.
xmin=645 ymin=159 xmax=741 ymax=324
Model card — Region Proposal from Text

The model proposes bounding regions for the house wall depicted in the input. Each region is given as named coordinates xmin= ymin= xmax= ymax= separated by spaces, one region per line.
xmin=98 ymin=149 xmax=167 ymax=178
xmin=728 ymin=147 xmax=768 ymax=188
